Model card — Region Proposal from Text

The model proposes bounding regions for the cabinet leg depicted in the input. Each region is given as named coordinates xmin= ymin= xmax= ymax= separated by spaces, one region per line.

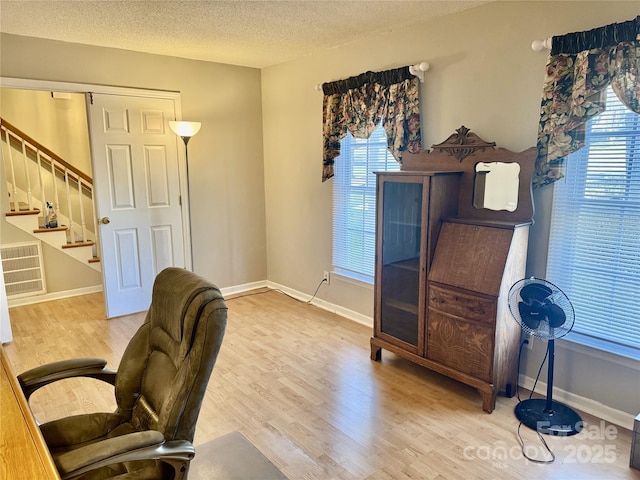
xmin=371 ymin=347 xmax=382 ymax=361
xmin=480 ymin=389 xmax=496 ymax=413
xmin=370 ymin=342 xmax=382 ymax=361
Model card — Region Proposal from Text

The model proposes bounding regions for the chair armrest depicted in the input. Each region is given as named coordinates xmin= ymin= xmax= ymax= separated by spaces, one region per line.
xmin=18 ymin=358 xmax=117 ymax=400
xmin=54 ymin=431 xmax=195 ymax=480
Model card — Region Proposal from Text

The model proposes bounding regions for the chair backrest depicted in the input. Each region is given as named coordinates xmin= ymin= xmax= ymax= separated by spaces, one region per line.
xmin=113 ymin=267 xmax=227 ymax=442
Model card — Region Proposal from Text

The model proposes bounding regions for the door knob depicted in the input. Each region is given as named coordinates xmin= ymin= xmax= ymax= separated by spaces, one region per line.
xmin=99 ymin=216 xmax=111 ymax=225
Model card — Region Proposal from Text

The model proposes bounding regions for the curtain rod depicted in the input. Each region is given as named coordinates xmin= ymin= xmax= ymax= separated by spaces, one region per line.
xmin=315 ymin=61 xmax=430 ymax=91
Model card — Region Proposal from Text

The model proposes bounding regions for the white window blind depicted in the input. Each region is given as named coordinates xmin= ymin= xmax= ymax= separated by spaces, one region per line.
xmin=333 ymin=124 xmax=400 ymax=281
xmin=547 ymin=85 xmax=640 ymax=357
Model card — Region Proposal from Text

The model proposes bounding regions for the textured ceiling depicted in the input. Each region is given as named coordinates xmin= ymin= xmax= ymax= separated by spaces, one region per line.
xmin=0 ymin=1 xmax=489 ymax=68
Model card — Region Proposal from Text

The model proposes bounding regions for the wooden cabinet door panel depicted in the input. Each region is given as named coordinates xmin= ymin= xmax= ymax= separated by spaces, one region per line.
xmin=427 ymin=310 xmax=494 ymax=382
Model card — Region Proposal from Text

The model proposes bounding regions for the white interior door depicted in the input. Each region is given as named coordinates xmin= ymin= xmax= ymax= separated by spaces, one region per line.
xmin=88 ymin=93 xmax=185 ymax=318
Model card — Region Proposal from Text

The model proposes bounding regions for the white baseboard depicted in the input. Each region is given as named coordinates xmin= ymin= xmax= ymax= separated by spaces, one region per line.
xmin=266 ymin=281 xmax=374 ymax=327
xmin=7 ymin=280 xmax=268 ymax=309
xmin=8 ymin=279 xmax=270 ymax=309
xmin=220 ymin=280 xmax=268 ymax=297
xmin=7 ymin=284 xmax=103 ymax=308
xmin=518 ymin=374 xmax=635 ymax=430
xmin=309 ymin=296 xmax=373 ymax=327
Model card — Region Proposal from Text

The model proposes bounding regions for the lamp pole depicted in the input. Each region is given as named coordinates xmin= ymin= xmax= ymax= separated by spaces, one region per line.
xmin=169 ymin=121 xmax=201 ymax=271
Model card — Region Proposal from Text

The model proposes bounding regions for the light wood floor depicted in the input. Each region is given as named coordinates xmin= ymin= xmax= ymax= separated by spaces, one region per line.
xmin=4 ymin=290 xmax=639 ymax=480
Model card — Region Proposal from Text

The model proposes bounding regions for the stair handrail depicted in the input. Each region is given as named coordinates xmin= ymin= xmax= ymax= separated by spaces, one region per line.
xmin=1 ymin=117 xmax=97 ymax=248
xmin=0 ymin=117 xmax=92 ymax=185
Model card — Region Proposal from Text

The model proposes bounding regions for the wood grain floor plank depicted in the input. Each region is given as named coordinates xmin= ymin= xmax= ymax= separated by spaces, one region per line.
xmin=3 ymin=290 xmax=639 ymax=479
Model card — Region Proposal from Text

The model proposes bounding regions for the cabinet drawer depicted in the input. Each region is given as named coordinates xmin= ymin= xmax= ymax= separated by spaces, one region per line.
xmin=428 ymin=284 xmax=495 ymax=324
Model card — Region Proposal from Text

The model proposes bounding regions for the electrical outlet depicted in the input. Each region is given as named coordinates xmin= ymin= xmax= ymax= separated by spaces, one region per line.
xmin=323 ymin=270 xmax=330 ymax=285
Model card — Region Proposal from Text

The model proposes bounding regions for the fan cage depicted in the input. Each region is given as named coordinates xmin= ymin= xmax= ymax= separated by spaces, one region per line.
xmin=508 ymin=277 xmax=575 ymax=340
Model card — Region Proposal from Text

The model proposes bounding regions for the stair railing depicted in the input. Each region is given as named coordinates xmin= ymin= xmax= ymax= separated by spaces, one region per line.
xmin=0 ymin=117 xmax=96 ymax=246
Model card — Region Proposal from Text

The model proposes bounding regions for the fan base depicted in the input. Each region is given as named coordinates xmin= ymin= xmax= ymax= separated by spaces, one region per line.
xmin=515 ymin=399 xmax=583 ymax=436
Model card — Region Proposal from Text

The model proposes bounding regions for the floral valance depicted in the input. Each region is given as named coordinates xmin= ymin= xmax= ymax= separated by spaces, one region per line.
xmin=534 ymin=15 xmax=640 ymax=188
xmin=321 ymin=66 xmax=421 ymax=182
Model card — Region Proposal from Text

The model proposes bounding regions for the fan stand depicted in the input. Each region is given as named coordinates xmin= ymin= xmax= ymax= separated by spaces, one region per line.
xmin=515 ymin=338 xmax=583 ymax=436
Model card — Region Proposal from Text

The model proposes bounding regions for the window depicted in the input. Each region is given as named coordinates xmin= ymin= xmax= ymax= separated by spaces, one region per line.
xmin=333 ymin=124 xmax=400 ymax=282
xmin=546 ymin=85 xmax=640 ymax=359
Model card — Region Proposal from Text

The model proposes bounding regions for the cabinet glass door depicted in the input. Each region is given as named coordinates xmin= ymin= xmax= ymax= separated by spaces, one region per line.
xmin=379 ymin=180 xmax=423 ymax=346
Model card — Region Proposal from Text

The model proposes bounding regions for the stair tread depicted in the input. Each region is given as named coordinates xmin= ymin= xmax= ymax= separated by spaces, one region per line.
xmin=62 ymin=241 xmax=94 ymax=249
xmin=88 ymin=257 xmax=101 ymax=263
xmin=34 ymin=226 xmax=68 ymax=233
xmin=6 ymin=209 xmax=40 ymax=216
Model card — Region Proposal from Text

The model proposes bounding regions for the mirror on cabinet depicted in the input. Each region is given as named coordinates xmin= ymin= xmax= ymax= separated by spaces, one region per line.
xmin=473 ymin=162 xmax=520 ymax=212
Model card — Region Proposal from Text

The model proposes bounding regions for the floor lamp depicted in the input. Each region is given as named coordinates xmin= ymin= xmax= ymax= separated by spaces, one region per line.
xmin=169 ymin=121 xmax=201 ymax=271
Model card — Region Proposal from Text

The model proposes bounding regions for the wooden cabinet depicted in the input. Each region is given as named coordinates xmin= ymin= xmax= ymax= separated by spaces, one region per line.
xmin=370 ymin=127 xmax=537 ymax=413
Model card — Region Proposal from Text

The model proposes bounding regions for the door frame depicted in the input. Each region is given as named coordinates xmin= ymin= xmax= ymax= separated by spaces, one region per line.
xmin=0 ymin=76 xmax=192 ymax=287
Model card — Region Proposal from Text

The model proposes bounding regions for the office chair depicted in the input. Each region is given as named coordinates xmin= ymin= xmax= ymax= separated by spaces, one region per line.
xmin=18 ymin=267 xmax=228 ymax=480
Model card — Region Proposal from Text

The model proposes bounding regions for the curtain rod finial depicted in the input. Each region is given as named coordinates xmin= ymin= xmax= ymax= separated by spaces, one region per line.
xmin=409 ymin=61 xmax=429 ymax=83
xmin=531 ymin=38 xmax=552 ymax=51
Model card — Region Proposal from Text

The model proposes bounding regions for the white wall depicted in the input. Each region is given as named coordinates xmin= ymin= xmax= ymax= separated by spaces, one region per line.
xmin=261 ymin=1 xmax=640 ymax=420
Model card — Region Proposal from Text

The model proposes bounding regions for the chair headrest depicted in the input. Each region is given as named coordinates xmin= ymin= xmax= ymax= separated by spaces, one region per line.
xmin=148 ymin=267 xmax=225 ymax=346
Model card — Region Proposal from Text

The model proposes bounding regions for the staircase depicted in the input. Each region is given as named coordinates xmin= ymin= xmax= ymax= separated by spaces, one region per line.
xmin=1 ymin=117 xmax=101 ymax=272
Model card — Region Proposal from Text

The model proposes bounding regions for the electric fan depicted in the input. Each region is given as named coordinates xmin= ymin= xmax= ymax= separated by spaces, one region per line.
xmin=508 ymin=277 xmax=583 ymax=436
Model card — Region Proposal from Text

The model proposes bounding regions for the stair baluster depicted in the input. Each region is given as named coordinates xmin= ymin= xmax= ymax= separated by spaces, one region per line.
xmin=78 ymin=178 xmax=88 ymax=243
xmin=36 ymin=150 xmax=46 ymax=223
xmin=64 ymin=166 xmax=75 ymax=242
xmin=2 ymin=127 xmax=20 ymax=212
xmin=19 ymin=136 xmax=34 ymax=211
xmin=1 ymin=117 xmax=99 ymax=268
xmin=49 ymin=154 xmax=61 ymax=223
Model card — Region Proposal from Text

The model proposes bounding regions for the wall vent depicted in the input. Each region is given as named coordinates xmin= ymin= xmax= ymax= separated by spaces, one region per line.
xmin=1 ymin=241 xmax=47 ymax=298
